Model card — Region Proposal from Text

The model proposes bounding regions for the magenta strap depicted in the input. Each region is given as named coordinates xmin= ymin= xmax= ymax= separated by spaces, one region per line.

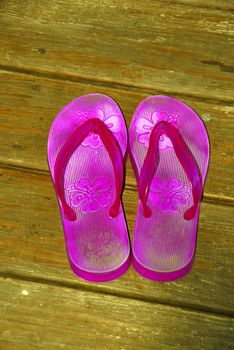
xmin=54 ymin=118 xmax=124 ymax=221
xmin=139 ymin=121 xmax=202 ymax=220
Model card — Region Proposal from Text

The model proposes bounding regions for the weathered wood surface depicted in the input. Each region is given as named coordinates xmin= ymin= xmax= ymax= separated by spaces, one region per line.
xmin=0 ymin=71 xmax=234 ymax=202
xmin=0 ymin=1 xmax=234 ymax=349
xmin=1 ymin=277 xmax=233 ymax=350
xmin=0 ymin=1 xmax=233 ymax=101
xmin=0 ymin=167 xmax=233 ymax=314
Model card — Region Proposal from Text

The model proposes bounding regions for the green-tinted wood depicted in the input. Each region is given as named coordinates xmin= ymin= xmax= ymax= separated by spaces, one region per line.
xmin=0 ymin=2 xmax=233 ymax=349
xmin=1 ymin=277 xmax=233 ymax=350
xmin=0 ymin=167 xmax=233 ymax=314
xmin=0 ymin=1 xmax=233 ymax=101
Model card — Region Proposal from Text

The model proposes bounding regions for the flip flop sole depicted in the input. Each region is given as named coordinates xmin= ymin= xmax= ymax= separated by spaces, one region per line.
xmin=48 ymin=94 xmax=130 ymax=282
xmin=130 ymin=95 xmax=210 ymax=282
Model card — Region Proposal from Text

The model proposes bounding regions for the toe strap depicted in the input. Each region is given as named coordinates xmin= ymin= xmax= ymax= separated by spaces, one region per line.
xmin=138 ymin=121 xmax=202 ymax=220
xmin=54 ymin=118 xmax=124 ymax=221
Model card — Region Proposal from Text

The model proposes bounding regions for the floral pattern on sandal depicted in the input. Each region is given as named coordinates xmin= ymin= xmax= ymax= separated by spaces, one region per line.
xmin=77 ymin=109 xmax=121 ymax=149
xmin=135 ymin=111 xmax=179 ymax=149
xmin=149 ymin=177 xmax=191 ymax=213
xmin=66 ymin=178 xmax=113 ymax=213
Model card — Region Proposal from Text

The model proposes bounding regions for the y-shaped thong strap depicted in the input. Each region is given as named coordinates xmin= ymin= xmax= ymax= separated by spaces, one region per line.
xmin=54 ymin=118 xmax=124 ymax=221
xmin=138 ymin=121 xmax=202 ymax=220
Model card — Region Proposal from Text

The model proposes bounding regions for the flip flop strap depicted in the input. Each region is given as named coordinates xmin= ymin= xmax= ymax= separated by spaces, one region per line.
xmin=138 ymin=120 xmax=202 ymax=220
xmin=54 ymin=118 xmax=124 ymax=221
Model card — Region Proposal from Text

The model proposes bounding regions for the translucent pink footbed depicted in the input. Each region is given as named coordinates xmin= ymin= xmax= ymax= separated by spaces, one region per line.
xmin=129 ymin=96 xmax=210 ymax=281
xmin=48 ymin=94 xmax=130 ymax=282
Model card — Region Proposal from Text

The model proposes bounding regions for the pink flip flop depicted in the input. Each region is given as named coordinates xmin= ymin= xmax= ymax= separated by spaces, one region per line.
xmin=129 ymin=96 xmax=210 ymax=282
xmin=48 ymin=94 xmax=130 ymax=282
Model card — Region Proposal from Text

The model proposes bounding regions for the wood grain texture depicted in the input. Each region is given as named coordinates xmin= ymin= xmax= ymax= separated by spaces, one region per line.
xmin=1 ymin=277 xmax=233 ymax=350
xmin=0 ymin=167 xmax=233 ymax=314
xmin=0 ymin=70 xmax=233 ymax=202
xmin=163 ymin=0 xmax=234 ymax=11
xmin=0 ymin=1 xmax=233 ymax=101
xmin=0 ymin=2 xmax=233 ymax=348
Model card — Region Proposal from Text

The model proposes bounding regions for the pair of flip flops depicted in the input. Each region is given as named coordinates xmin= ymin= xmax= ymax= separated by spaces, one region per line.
xmin=48 ymin=94 xmax=209 ymax=282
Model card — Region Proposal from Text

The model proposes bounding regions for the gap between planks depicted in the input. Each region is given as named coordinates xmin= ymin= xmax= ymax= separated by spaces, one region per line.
xmin=0 ymin=65 xmax=233 ymax=106
xmin=0 ymin=162 xmax=233 ymax=209
xmin=1 ymin=275 xmax=233 ymax=350
xmin=1 ymin=166 xmax=233 ymax=318
xmin=0 ymin=272 xmax=233 ymax=320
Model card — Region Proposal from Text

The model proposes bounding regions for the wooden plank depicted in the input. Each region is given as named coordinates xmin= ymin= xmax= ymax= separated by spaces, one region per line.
xmin=0 ymin=70 xmax=233 ymax=201
xmin=1 ymin=277 xmax=233 ymax=350
xmin=0 ymin=167 xmax=233 ymax=314
xmin=0 ymin=1 xmax=233 ymax=101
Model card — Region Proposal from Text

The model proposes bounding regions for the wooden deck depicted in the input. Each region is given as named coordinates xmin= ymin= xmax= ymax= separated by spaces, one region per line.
xmin=0 ymin=1 xmax=233 ymax=349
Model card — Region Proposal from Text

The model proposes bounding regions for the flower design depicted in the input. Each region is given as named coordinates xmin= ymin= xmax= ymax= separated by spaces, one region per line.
xmin=149 ymin=177 xmax=191 ymax=213
xmin=66 ymin=178 xmax=113 ymax=213
xmin=135 ymin=111 xmax=179 ymax=149
xmin=78 ymin=109 xmax=120 ymax=149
